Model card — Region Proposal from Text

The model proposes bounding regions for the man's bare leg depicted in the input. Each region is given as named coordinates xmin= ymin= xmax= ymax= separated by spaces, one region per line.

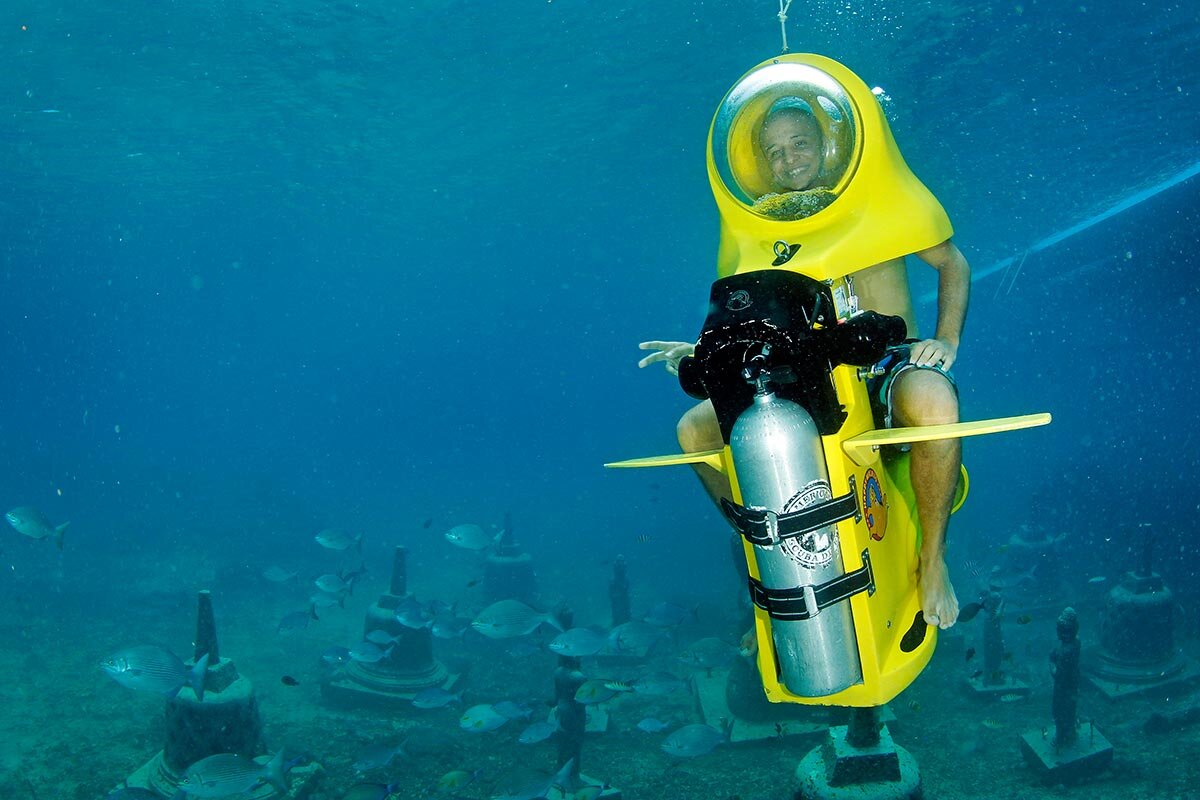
xmin=892 ymin=369 xmax=961 ymax=629
xmin=676 ymin=399 xmax=734 ymax=508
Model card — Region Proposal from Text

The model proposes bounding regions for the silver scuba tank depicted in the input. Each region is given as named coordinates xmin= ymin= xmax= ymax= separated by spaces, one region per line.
xmin=730 ymin=383 xmax=862 ymax=697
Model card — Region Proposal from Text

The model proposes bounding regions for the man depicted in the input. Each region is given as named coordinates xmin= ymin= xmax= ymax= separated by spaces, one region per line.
xmin=639 ymin=100 xmax=969 ymax=630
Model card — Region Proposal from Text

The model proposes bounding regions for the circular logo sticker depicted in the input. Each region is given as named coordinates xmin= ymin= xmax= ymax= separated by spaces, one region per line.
xmin=863 ymin=468 xmax=887 ymax=541
xmin=778 ymin=481 xmax=838 ymax=568
xmin=725 ymin=289 xmax=752 ymax=311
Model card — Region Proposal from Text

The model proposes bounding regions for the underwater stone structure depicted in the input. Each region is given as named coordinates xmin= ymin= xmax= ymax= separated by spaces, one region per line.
xmin=1085 ymin=527 xmax=1199 ymax=698
xmin=322 ymin=546 xmax=457 ymax=708
xmin=795 ymin=706 xmax=920 ymax=800
xmin=1021 ymin=607 xmax=1114 ymax=784
xmin=121 ymin=591 xmax=321 ymax=799
xmin=608 ymin=555 xmax=632 ymax=627
xmin=965 ymin=577 xmax=1030 ymax=699
xmin=483 ymin=512 xmax=538 ymax=604
xmin=551 ymin=608 xmax=620 ymax=799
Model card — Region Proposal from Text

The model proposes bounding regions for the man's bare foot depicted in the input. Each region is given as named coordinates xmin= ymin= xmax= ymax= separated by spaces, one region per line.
xmin=918 ymin=557 xmax=960 ymax=629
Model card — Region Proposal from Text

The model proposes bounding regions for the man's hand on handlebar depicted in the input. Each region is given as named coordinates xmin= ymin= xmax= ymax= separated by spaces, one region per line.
xmin=908 ymin=338 xmax=958 ymax=371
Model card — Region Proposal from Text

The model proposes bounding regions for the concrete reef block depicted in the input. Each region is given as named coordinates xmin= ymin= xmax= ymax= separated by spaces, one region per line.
xmin=1019 ymin=723 xmax=1113 ymax=785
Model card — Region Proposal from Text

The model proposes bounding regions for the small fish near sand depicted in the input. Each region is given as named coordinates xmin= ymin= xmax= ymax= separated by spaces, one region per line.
xmin=180 ymin=750 xmax=290 ymax=797
xmin=277 ymin=606 xmax=318 ymax=634
xmin=636 ymin=717 xmax=670 ymax=733
xmin=411 ymin=686 xmax=463 ymax=709
xmin=471 ymin=599 xmax=563 ymax=639
xmin=102 ymin=645 xmax=209 ymax=701
xmin=517 ymin=720 xmax=559 ymax=744
xmin=348 ymin=641 xmax=393 ymax=664
xmin=321 ymin=646 xmax=352 ymax=666
xmin=352 ymin=741 xmax=406 ymax=773
xmin=314 ymin=572 xmax=354 ymax=595
xmin=261 ymin=565 xmax=298 ymax=584
xmin=606 ymin=620 xmax=663 ymax=654
xmin=435 ymin=769 xmax=482 ymax=793
xmin=314 ymin=528 xmax=362 ymax=553
xmin=574 ymin=679 xmax=619 ymax=705
xmin=547 ymin=627 xmax=608 ymax=658
xmin=5 ymin=506 xmax=68 ymax=549
xmin=459 ymin=703 xmax=510 ymax=732
xmin=444 ymin=523 xmax=502 ymax=551
xmin=661 ymin=723 xmax=725 ymax=758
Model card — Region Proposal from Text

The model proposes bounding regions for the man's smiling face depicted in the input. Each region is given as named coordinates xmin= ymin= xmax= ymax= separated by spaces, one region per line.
xmin=761 ymin=110 xmax=824 ymax=192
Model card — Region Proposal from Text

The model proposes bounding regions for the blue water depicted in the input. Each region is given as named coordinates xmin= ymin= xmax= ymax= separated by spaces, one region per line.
xmin=2 ymin=1 xmax=1199 ymax=797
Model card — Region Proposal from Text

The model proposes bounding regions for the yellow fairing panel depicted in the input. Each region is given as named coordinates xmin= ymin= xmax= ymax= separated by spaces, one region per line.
xmin=707 ymin=54 xmax=952 ymax=281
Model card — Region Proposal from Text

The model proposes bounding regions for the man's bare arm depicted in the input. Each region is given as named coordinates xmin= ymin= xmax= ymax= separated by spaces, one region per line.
xmin=909 ymin=240 xmax=971 ymax=369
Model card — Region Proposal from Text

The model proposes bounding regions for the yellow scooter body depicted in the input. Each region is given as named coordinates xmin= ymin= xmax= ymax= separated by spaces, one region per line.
xmin=609 ymin=54 xmax=1051 ymax=708
xmin=704 ymin=52 xmax=952 ymax=706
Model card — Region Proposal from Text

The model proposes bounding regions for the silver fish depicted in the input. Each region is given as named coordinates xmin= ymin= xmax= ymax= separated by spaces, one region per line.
xmin=411 ymin=687 xmax=463 ymax=709
xmin=101 ymin=646 xmax=208 ymax=700
xmin=277 ymin=606 xmax=318 ymax=633
xmin=351 ymin=741 xmax=405 ymax=773
xmin=517 ymin=721 xmax=558 ymax=744
xmin=547 ymin=628 xmax=607 ymax=657
xmin=459 ymin=704 xmax=509 ymax=732
xmin=349 ymin=641 xmax=392 ymax=663
xmin=394 ymin=596 xmax=433 ymax=629
xmin=430 ymin=615 xmax=469 ymax=639
xmin=310 ymin=591 xmax=345 ymax=610
xmin=314 ymin=528 xmax=362 ymax=552
xmin=636 ymin=717 xmax=670 ymax=733
xmin=444 ymin=523 xmax=501 ymax=551
xmin=321 ymin=646 xmax=351 ymax=665
xmin=364 ymin=629 xmax=399 ymax=646
xmin=261 ymin=566 xmax=297 ymax=584
xmin=606 ymin=620 xmax=663 ymax=654
xmin=574 ymin=679 xmax=618 ymax=705
xmin=314 ymin=573 xmax=351 ymax=594
xmin=471 ymin=599 xmax=563 ymax=639
xmin=662 ymin=724 xmax=724 ymax=757
xmin=5 ymin=506 xmax=68 ymax=549
xmin=513 ymin=719 xmax=554 ymax=743
xmin=181 ymin=750 xmax=289 ymax=797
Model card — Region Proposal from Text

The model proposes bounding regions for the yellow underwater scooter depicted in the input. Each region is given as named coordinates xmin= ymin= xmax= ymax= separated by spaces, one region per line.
xmin=608 ymin=54 xmax=1050 ymax=708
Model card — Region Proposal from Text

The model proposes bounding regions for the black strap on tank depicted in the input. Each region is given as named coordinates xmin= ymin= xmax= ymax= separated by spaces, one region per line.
xmin=722 ymin=475 xmax=861 ymax=548
xmin=747 ymin=549 xmax=876 ymax=622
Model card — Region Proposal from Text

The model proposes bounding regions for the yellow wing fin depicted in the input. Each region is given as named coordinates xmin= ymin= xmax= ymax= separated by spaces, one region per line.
xmin=842 ymin=413 xmax=1052 ymax=467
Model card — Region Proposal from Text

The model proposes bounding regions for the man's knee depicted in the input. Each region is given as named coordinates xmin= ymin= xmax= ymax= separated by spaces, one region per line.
xmin=892 ymin=369 xmax=959 ymax=427
xmin=677 ymin=400 xmax=723 ymax=452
